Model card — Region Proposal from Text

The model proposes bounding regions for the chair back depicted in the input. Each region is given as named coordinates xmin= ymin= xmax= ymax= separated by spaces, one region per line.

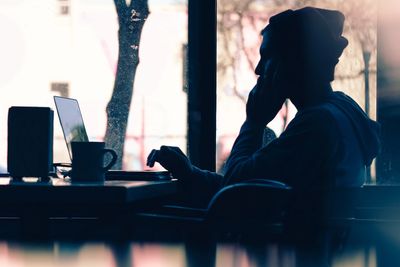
xmin=206 ymin=179 xmax=292 ymax=223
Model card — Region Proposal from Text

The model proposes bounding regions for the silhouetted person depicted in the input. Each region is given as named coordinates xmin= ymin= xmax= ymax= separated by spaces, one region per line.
xmin=147 ymin=7 xmax=380 ymax=207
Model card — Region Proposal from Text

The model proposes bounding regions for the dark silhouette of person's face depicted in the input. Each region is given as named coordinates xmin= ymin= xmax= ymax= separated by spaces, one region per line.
xmin=255 ymin=30 xmax=273 ymax=77
xmin=254 ymin=27 xmax=334 ymax=110
xmin=255 ymin=30 xmax=291 ymax=100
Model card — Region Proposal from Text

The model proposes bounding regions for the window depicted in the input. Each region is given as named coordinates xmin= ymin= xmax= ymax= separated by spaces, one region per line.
xmin=0 ymin=0 xmax=188 ymax=171
xmin=2 ymin=0 xmax=400 ymax=185
xmin=216 ymin=0 xmax=385 ymax=183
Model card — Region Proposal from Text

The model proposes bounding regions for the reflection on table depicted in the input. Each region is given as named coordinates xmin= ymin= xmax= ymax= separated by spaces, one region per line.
xmin=0 ymin=239 xmax=388 ymax=267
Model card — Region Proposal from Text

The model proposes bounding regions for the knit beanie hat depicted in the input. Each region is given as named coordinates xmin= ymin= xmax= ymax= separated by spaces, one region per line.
xmin=262 ymin=7 xmax=349 ymax=80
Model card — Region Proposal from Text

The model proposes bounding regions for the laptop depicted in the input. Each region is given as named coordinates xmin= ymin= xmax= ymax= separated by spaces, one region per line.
xmin=53 ymin=96 xmax=171 ymax=181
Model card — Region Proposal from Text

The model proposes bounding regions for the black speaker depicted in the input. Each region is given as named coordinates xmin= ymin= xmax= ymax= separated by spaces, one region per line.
xmin=7 ymin=107 xmax=54 ymax=179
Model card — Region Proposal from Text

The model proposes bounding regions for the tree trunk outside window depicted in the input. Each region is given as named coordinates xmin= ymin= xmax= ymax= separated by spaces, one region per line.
xmin=105 ymin=0 xmax=149 ymax=169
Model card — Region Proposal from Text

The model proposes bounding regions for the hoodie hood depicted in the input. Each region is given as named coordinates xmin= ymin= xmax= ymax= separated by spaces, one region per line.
xmin=327 ymin=91 xmax=380 ymax=166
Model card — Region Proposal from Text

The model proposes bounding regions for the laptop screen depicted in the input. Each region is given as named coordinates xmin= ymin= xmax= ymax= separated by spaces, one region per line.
xmin=54 ymin=96 xmax=89 ymax=159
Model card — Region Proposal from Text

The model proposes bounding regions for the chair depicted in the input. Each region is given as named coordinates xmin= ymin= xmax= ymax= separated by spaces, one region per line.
xmin=204 ymin=179 xmax=292 ymax=238
xmin=132 ymin=179 xmax=293 ymax=241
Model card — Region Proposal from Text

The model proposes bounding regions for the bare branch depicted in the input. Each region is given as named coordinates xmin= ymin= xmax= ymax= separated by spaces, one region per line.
xmin=231 ymin=53 xmax=247 ymax=104
xmin=237 ymin=14 xmax=258 ymax=79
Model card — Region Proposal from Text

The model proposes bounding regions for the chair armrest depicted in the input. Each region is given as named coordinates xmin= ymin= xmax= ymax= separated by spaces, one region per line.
xmin=206 ymin=179 xmax=292 ymax=222
xmin=240 ymin=178 xmax=290 ymax=188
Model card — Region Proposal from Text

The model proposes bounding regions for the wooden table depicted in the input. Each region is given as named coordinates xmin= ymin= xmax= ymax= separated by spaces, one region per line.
xmin=0 ymin=177 xmax=178 ymax=239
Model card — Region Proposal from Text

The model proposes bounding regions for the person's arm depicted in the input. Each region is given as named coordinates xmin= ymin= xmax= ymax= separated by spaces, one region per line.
xmin=223 ymin=119 xmax=265 ymax=176
xmin=188 ymin=165 xmax=224 ymax=203
xmin=223 ymin=109 xmax=338 ymax=188
xmin=147 ymin=146 xmax=224 ymax=205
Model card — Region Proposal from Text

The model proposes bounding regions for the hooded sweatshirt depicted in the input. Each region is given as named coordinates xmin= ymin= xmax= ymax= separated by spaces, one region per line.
xmin=222 ymin=91 xmax=381 ymax=190
xmin=184 ymin=90 xmax=380 ymax=207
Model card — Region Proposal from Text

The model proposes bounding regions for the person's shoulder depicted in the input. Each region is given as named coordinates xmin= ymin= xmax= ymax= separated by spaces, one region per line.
xmin=292 ymin=103 xmax=337 ymax=127
xmin=280 ymin=104 xmax=339 ymax=147
xmin=299 ymin=103 xmax=335 ymax=116
xmin=280 ymin=104 xmax=338 ymax=143
xmin=279 ymin=105 xmax=338 ymax=148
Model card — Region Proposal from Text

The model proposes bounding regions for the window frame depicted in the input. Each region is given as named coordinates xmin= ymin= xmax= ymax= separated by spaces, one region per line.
xmin=187 ymin=0 xmax=217 ymax=172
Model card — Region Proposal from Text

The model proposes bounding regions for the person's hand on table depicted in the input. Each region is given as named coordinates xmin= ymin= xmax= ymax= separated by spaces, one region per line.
xmin=147 ymin=146 xmax=193 ymax=180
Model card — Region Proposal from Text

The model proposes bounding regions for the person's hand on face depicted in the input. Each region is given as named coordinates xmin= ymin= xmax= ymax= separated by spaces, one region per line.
xmin=246 ymin=55 xmax=287 ymax=126
xmin=146 ymin=146 xmax=193 ymax=180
